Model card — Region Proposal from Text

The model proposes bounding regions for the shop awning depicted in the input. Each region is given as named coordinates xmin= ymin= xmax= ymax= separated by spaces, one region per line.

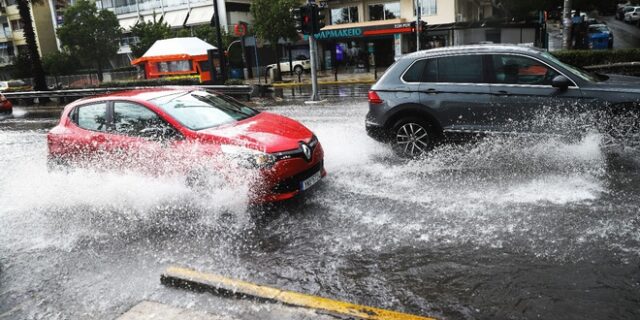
xmin=163 ymin=10 xmax=189 ymax=28
xmin=185 ymin=6 xmax=214 ymax=26
xmin=131 ymin=37 xmax=217 ymax=65
xmin=119 ymin=17 xmax=140 ymax=31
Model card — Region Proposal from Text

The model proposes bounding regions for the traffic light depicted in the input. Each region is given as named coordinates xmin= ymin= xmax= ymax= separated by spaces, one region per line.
xmin=292 ymin=6 xmax=313 ymax=35
xmin=312 ymin=5 xmax=326 ymax=34
xmin=292 ymin=7 xmax=304 ymax=33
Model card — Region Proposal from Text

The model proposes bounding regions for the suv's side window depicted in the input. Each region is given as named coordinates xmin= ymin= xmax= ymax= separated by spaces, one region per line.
xmin=491 ymin=55 xmax=559 ymax=85
xmin=436 ymin=55 xmax=484 ymax=83
xmin=112 ymin=102 xmax=170 ymax=138
xmin=73 ymin=103 xmax=108 ymax=132
xmin=403 ymin=59 xmax=427 ymax=82
xmin=402 ymin=59 xmax=437 ymax=83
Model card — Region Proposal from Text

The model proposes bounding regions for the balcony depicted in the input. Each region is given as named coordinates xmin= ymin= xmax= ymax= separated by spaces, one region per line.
xmin=108 ymin=0 xmax=198 ymax=16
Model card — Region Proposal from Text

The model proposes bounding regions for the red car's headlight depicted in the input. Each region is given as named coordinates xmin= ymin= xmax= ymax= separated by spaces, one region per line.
xmin=220 ymin=145 xmax=277 ymax=169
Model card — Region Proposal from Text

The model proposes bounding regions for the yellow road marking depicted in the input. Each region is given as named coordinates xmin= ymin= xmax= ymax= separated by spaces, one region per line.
xmin=162 ymin=266 xmax=436 ymax=320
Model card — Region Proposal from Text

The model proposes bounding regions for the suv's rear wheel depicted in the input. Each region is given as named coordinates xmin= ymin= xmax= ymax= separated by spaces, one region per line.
xmin=391 ymin=117 xmax=438 ymax=158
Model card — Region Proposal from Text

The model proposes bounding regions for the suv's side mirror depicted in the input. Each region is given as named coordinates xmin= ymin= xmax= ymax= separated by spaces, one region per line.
xmin=552 ymin=75 xmax=571 ymax=90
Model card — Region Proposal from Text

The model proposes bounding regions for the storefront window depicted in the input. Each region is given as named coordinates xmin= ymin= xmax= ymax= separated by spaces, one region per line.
xmin=369 ymin=2 xmax=400 ymax=21
xmin=331 ymin=6 xmax=358 ymax=24
xmin=157 ymin=60 xmax=192 ymax=73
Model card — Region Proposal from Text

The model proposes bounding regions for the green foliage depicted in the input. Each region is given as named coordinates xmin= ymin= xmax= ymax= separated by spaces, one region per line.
xmin=129 ymin=14 xmax=172 ymax=58
xmin=42 ymin=51 xmax=78 ymax=76
xmin=250 ymin=0 xmax=299 ymax=45
xmin=225 ymin=79 xmax=245 ymax=85
xmin=57 ymin=0 xmax=122 ymax=78
xmin=99 ymin=77 xmax=201 ymax=88
xmin=552 ymin=49 xmax=640 ymax=67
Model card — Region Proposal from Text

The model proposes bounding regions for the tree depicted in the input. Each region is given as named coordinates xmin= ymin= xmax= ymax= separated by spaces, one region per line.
xmin=57 ymin=0 xmax=122 ymax=82
xmin=16 ymin=0 xmax=47 ymax=90
xmin=496 ymin=0 xmax=559 ymax=20
xmin=190 ymin=25 xmax=235 ymax=50
xmin=11 ymin=51 xmax=33 ymax=79
xmin=42 ymin=51 xmax=78 ymax=88
xmin=129 ymin=14 xmax=172 ymax=58
xmin=250 ymin=0 xmax=299 ymax=81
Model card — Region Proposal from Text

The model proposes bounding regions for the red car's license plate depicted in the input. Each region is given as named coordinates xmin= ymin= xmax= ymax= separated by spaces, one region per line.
xmin=300 ymin=171 xmax=322 ymax=191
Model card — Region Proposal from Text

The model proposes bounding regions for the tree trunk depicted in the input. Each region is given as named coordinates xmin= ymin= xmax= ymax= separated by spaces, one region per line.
xmin=96 ymin=60 xmax=104 ymax=82
xmin=16 ymin=0 xmax=47 ymax=91
xmin=273 ymin=42 xmax=282 ymax=81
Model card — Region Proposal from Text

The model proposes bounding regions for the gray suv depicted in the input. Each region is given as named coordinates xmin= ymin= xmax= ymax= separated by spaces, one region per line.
xmin=366 ymin=45 xmax=640 ymax=157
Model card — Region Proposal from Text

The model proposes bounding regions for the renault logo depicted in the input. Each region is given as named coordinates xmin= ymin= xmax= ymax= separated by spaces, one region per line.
xmin=300 ymin=142 xmax=312 ymax=161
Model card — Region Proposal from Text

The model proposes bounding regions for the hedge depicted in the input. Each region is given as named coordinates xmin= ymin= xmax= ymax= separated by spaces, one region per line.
xmin=551 ymin=49 xmax=640 ymax=67
xmin=99 ymin=76 xmax=201 ymax=88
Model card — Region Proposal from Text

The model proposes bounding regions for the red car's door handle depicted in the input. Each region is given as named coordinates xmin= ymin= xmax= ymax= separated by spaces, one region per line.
xmin=91 ymin=135 xmax=106 ymax=143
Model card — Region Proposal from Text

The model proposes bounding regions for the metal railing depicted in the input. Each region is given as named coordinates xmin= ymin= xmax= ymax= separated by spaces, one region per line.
xmin=3 ymin=85 xmax=254 ymax=101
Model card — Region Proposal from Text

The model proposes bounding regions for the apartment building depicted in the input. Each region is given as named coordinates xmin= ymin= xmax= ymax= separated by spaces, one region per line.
xmin=0 ymin=0 xmax=58 ymax=68
xmin=318 ymin=0 xmax=539 ymax=68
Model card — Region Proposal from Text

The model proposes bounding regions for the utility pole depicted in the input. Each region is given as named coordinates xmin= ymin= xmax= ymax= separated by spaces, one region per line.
xmin=212 ymin=0 xmax=227 ymax=83
xmin=308 ymin=3 xmax=325 ymax=102
xmin=415 ymin=0 xmax=421 ymax=51
xmin=309 ymin=34 xmax=320 ymax=101
xmin=562 ymin=0 xmax=572 ymax=50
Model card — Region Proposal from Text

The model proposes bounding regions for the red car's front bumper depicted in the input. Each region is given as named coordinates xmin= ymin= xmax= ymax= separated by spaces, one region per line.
xmin=254 ymin=142 xmax=326 ymax=203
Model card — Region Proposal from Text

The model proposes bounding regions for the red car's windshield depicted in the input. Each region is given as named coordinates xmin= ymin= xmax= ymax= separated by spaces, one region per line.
xmin=152 ymin=91 xmax=259 ymax=130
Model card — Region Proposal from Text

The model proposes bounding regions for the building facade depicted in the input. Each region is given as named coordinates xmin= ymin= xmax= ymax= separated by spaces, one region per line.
xmin=317 ymin=0 xmax=542 ymax=69
xmin=0 ymin=0 xmax=58 ymax=68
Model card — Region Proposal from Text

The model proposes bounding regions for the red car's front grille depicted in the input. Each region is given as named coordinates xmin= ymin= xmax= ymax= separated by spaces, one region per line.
xmin=271 ymin=160 xmax=323 ymax=194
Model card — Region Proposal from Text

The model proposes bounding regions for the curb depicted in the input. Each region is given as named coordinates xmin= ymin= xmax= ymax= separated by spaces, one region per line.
xmin=272 ymin=80 xmax=376 ymax=87
xmin=161 ymin=266 xmax=436 ymax=320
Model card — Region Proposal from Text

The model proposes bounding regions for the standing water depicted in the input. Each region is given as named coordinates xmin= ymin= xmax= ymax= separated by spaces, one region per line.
xmin=1 ymin=101 xmax=639 ymax=319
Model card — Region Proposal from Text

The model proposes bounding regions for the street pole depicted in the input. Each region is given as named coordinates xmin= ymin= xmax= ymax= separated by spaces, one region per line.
xmin=562 ymin=0 xmax=572 ymax=50
xmin=415 ymin=0 xmax=421 ymax=51
xmin=309 ymin=34 xmax=320 ymax=101
xmin=212 ymin=0 xmax=227 ymax=83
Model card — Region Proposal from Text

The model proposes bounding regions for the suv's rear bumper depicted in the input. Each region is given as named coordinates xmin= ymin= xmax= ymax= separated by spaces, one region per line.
xmin=365 ymin=113 xmax=388 ymax=142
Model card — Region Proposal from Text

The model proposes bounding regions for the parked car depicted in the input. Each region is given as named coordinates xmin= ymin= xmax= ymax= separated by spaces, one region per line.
xmin=0 ymin=93 xmax=12 ymax=114
xmin=587 ymin=24 xmax=614 ymax=49
xmin=365 ymin=45 xmax=640 ymax=157
xmin=266 ymin=55 xmax=311 ymax=75
xmin=624 ymin=6 xmax=640 ymax=23
xmin=0 ymin=80 xmax=30 ymax=92
xmin=47 ymin=88 xmax=326 ymax=202
xmin=616 ymin=5 xmax=634 ymax=20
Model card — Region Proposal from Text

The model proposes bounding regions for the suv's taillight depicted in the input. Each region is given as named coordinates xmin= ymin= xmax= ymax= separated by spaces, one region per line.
xmin=368 ymin=90 xmax=383 ymax=104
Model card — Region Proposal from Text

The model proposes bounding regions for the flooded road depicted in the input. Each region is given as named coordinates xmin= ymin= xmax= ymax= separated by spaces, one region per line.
xmin=1 ymin=101 xmax=640 ymax=319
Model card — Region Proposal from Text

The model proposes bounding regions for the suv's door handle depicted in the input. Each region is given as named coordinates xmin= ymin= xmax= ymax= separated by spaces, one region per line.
xmin=493 ymin=90 xmax=509 ymax=96
xmin=425 ymin=88 xmax=439 ymax=94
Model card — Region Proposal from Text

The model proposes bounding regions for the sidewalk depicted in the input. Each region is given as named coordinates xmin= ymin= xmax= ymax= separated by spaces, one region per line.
xmin=244 ymin=67 xmax=386 ymax=87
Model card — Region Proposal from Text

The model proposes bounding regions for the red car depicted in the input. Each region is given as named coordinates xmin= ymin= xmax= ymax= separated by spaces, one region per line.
xmin=47 ymin=88 xmax=325 ymax=202
xmin=0 ymin=93 xmax=12 ymax=114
